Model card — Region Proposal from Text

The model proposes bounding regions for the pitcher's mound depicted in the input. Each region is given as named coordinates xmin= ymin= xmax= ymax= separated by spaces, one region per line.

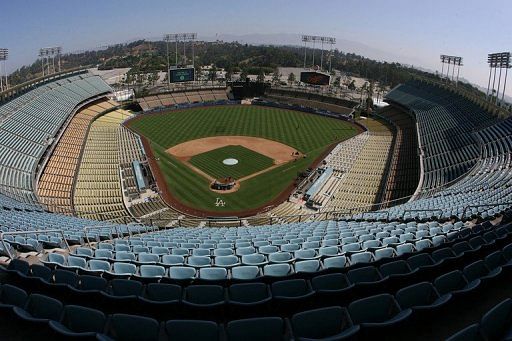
xmin=223 ymin=158 xmax=239 ymax=166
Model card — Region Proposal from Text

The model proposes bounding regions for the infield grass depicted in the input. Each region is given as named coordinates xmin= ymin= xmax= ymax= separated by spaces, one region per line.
xmin=189 ymin=145 xmax=274 ymax=180
xmin=129 ymin=105 xmax=359 ymax=213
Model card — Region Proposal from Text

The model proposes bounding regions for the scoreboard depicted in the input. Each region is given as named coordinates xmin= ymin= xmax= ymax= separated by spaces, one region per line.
xmin=169 ymin=68 xmax=195 ymax=83
xmin=300 ymin=71 xmax=331 ymax=86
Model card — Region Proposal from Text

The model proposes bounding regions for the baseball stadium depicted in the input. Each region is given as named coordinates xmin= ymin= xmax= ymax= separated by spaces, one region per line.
xmin=0 ymin=1 xmax=511 ymax=340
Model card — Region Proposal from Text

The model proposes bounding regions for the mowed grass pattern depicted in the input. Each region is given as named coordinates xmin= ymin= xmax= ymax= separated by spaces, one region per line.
xmin=129 ymin=105 xmax=356 ymax=153
xmin=189 ymin=145 xmax=274 ymax=180
xmin=129 ymin=106 xmax=359 ymax=213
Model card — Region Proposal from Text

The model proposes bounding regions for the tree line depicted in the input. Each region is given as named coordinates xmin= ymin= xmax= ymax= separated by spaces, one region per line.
xmin=7 ymin=40 xmax=464 ymax=91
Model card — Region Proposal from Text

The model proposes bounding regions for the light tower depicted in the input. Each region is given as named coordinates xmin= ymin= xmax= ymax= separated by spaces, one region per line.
xmin=0 ymin=48 xmax=8 ymax=92
xmin=39 ymin=47 xmax=62 ymax=77
xmin=301 ymin=35 xmax=336 ymax=73
xmin=439 ymin=55 xmax=463 ymax=84
xmin=487 ymin=52 xmax=511 ymax=104
xmin=163 ymin=33 xmax=197 ymax=85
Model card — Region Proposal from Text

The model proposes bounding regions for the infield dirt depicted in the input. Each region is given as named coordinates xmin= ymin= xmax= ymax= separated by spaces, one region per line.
xmin=166 ymin=136 xmax=301 ymax=165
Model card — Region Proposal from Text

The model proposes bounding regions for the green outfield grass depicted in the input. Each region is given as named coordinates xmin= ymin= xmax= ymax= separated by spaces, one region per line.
xmin=189 ymin=145 xmax=274 ymax=180
xmin=129 ymin=105 xmax=359 ymax=213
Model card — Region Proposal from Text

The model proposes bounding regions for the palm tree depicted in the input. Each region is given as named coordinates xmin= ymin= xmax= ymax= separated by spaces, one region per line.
xmin=257 ymin=71 xmax=265 ymax=83
xmin=239 ymin=70 xmax=248 ymax=82
xmin=209 ymin=66 xmax=217 ymax=85
xmin=225 ymin=69 xmax=232 ymax=82
xmin=347 ymin=79 xmax=356 ymax=90
xmin=359 ymin=82 xmax=368 ymax=105
xmin=272 ymin=69 xmax=280 ymax=84
xmin=288 ymin=72 xmax=296 ymax=85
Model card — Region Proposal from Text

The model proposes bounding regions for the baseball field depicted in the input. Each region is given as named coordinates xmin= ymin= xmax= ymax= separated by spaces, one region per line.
xmin=127 ymin=105 xmax=359 ymax=216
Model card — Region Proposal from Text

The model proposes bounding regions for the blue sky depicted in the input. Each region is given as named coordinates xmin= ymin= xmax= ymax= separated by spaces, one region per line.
xmin=1 ymin=0 xmax=510 ymax=95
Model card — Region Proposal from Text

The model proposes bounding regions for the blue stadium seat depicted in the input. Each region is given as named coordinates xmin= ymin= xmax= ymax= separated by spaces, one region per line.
xmin=167 ymin=266 xmax=196 ymax=283
xmin=183 ymin=285 xmax=225 ymax=321
xmin=322 ymin=255 xmax=347 ymax=269
xmin=271 ymin=279 xmax=314 ymax=315
xmin=294 ymin=259 xmax=321 ymax=274
xmin=463 ymin=260 xmax=502 ymax=287
xmin=379 ymin=260 xmax=418 ymax=290
xmin=311 ymin=273 xmax=354 ymax=306
xmin=269 ymin=252 xmax=294 ymax=264
xmin=214 ymin=255 xmax=240 ymax=268
xmin=445 ymin=324 xmax=481 ymax=341
xmin=228 ymin=282 xmax=271 ymax=319
xmin=395 ymin=281 xmax=452 ymax=315
xmin=347 ymin=266 xmax=387 ymax=297
xmin=13 ymin=293 xmax=63 ymax=325
xmin=54 ymin=269 xmax=79 ymax=287
xmin=97 ymin=313 xmax=160 ymax=341
xmin=136 ymin=253 xmax=160 ymax=265
xmin=94 ymin=250 xmax=114 ymax=261
xmin=75 ymin=247 xmax=94 ymax=258
xmin=65 ymin=255 xmax=88 ymax=272
xmin=160 ymin=255 xmax=185 ymax=267
xmin=226 ymin=317 xmax=285 ymax=341
xmin=198 ymin=267 xmax=228 ymax=282
xmin=231 ymin=265 xmax=260 ymax=281
xmin=434 ymin=270 xmax=481 ymax=300
xmin=48 ymin=305 xmax=106 ymax=339
xmin=43 ymin=252 xmax=66 ymax=269
xmin=373 ymin=247 xmax=396 ymax=261
xmin=263 ymin=263 xmax=293 ymax=279
xmin=0 ymin=284 xmax=28 ymax=312
xmin=350 ymin=251 xmax=373 ymax=265
xmin=479 ymin=298 xmax=512 ymax=340
xmin=186 ymin=256 xmax=211 ymax=268
xmin=241 ymin=254 xmax=268 ymax=266
xmin=291 ymin=306 xmax=360 ymax=340
xmin=106 ymin=262 xmax=136 ymax=279
xmin=139 ymin=283 xmax=182 ymax=320
xmin=87 ymin=259 xmax=111 ymax=275
xmin=79 ymin=275 xmax=108 ymax=291
xmin=213 ymin=248 xmax=234 ymax=257
xmin=165 ymin=320 xmax=220 ymax=341
xmin=135 ymin=265 xmax=166 ymax=283
xmin=348 ymin=294 xmax=412 ymax=338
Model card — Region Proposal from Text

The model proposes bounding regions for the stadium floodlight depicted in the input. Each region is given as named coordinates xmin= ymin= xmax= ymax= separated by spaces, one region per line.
xmin=164 ymin=33 xmax=197 ymax=85
xmin=440 ymin=55 xmax=463 ymax=84
xmin=453 ymin=56 xmax=463 ymax=84
xmin=0 ymin=48 xmax=8 ymax=92
xmin=301 ymin=35 xmax=336 ymax=72
xmin=164 ymin=33 xmax=197 ymax=42
xmin=39 ymin=46 xmax=63 ymax=76
xmin=487 ymin=52 xmax=511 ymax=103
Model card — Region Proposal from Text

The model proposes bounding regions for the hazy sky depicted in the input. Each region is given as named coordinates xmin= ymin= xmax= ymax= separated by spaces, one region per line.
xmin=1 ymin=0 xmax=510 ymax=95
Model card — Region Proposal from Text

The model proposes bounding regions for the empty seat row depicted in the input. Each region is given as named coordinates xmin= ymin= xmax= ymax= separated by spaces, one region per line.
xmin=447 ymin=297 xmax=512 ymax=341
